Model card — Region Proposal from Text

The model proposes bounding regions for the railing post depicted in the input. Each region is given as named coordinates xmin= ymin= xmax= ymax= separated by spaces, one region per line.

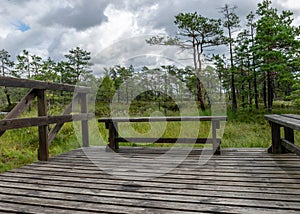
xmin=212 ymin=120 xmax=220 ymax=155
xmin=80 ymin=93 xmax=89 ymax=147
xmin=37 ymin=89 xmax=49 ymax=161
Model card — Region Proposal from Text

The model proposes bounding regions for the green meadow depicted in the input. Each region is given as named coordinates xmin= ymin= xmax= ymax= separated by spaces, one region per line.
xmin=0 ymin=101 xmax=299 ymax=173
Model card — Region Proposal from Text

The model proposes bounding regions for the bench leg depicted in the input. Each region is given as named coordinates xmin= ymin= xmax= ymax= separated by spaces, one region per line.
xmin=108 ymin=122 xmax=118 ymax=152
xmin=283 ymin=127 xmax=294 ymax=153
xmin=212 ymin=121 xmax=220 ymax=155
xmin=269 ymin=122 xmax=282 ymax=154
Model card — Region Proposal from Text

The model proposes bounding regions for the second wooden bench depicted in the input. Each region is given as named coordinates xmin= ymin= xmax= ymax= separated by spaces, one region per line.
xmin=98 ymin=116 xmax=227 ymax=155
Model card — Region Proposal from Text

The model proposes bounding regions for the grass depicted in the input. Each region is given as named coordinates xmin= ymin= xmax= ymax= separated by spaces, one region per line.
xmin=0 ymin=123 xmax=80 ymax=173
xmin=0 ymin=101 xmax=300 ymax=173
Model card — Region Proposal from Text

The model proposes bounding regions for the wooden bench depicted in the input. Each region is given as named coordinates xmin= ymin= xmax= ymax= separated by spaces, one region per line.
xmin=264 ymin=114 xmax=300 ymax=155
xmin=98 ymin=116 xmax=227 ymax=155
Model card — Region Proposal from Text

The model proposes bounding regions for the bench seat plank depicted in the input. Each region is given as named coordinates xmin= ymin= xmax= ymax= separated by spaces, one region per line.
xmin=282 ymin=114 xmax=300 ymax=120
xmin=264 ymin=115 xmax=300 ymax=131
xmin=116 ymin=137 xmax=221 ymax=144
xmin=98 ymin=116 xmax=227 ymax=123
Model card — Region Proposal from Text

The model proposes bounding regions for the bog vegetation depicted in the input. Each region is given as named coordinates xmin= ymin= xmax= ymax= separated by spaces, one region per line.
xmin=0 ymin=0 xmax=299 ymax=172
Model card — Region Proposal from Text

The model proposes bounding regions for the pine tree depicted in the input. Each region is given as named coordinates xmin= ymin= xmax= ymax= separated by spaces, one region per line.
xmin=0 ymin=49 xmax=15 ymax=106
xmin=220 ymin=4 xmax=240 ymax=111
xmin=64 ymin=47 xmax=93 ymax=84
xmin=255 ymin=0 xmax=300 ymax=112
xmin=147 ymin=12 xmax=223 ymax=111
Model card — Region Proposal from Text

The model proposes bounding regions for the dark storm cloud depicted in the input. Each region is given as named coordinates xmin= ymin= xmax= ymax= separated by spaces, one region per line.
xmin=39 ymin=0 xmax=110 ymax=31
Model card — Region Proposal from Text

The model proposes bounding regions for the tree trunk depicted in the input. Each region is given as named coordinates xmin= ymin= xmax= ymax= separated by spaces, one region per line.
xmin=231 ymin=69 xmax=237 ymax=111
xmin=248 ymin=75 xmax=252 ymax=111
xmin=193 ymin=40 xmax=206 ymax=112
xmin=267 ymin=70 xmax=273 ymax=112
xmin=254 ymin=69 xmax=259 ymax=109
xmin=4 ymin=87 xmax=11 ymax=107
xmin=263 ymin=72 xmax=267 ymax=109
xmin=196 ymin=78 xmax=206 ymax=111
xmin=251 ymin=25 xmax=259 ymax=110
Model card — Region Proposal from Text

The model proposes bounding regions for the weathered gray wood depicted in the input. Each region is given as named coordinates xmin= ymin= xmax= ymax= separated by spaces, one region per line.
xmin=100 ymin=116 xmax=226 ymax=153
xmin=0 ymin=148 xmax=299 ymax=213
xmin=281 ymin=139 xmax=300 ymax=156
xmin=265 ymin=114 xmax=300 ymax=154
xmin=264 ymin=114 xmax=300 ymax=131
xmin=0 ymin=114 xmax=93 ymax=131
xmin=284 ymin=127 xmax=295 ymax=144
xmin=79 ymin=93 xmax=89 ymax=147
xmin=48 ymin=100 xmax=74 ymax=145
xmin=0 ymin=76 xmax=90 ymax=93
xmin=212 ymin=120 xmax=220 ymax=155
xmin=282 ymin=114 xmax=300 ymax=120
xmin=270 ymin=122 xmax=282 ymax=154
xmin=98 ymin=116 xmax=227 ymax=123
xmin=0 ymin=77 xmax=92 ymax=161
xmin=37 ymin=89 xmax=48 ymax=161
xmin=108 ymin=122 xmax=118 ymax=151
xmin=115 ymin=137 xmax=221 ymax=144
xmin=0 ymin=89 xmax=38 ymax=137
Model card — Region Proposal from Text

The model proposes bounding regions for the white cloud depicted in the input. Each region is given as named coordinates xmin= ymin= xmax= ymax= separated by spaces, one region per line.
xmin=0 ymin=0 xmax=299 ymax=74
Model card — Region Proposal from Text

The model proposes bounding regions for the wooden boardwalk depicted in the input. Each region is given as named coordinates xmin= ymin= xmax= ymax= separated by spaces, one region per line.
xmin=0 ymin=147 xmax=299 ymax=213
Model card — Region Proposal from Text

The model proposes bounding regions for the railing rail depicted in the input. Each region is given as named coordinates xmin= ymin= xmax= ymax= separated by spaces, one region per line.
xmin=0 ymin=76 xmax=91 ymax=161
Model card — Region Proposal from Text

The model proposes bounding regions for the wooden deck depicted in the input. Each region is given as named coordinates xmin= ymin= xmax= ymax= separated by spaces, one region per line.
xmin=0 ymin=147 xmax=299 ymax=213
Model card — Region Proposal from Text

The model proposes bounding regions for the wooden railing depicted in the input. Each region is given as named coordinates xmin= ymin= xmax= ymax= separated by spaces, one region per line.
xmin=0 ymin=76 xmax=91 ymax=161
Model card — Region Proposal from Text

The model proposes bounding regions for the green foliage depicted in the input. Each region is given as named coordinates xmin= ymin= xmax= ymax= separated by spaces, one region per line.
xmin=255 ymin=0 xmax=300 ymax=111
xmin=0 ymin=118 xmax=80 ymax=173
xmin=64 ymin=47 xmax=93 ymax=84
xmin=287 ymin=81 xmax=300 ymax=107
xmin=97 ymin=75 xmax=115 ymax=102
xmin=95 ymin=101 xmax=111 ymax=117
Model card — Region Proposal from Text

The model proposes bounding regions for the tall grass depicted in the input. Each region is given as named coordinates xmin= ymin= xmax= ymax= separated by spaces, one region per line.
xmin=0 ymin=107 xmax=80 ymax=173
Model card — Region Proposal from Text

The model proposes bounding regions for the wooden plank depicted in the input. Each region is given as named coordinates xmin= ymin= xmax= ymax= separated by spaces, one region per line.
xmin=0 ymin=182 xmax=300 ymax=211
xmin=282 ymin=114 xmax=300 ymax=120
xmin=0 ymin=201 xmax=93 ymax=214
xmin=98 ymin=116 xmax=227 ymax=123
xmin=108 ymin=122 xmax=118 ymax=151
xmin=1 ymin=173 xmax=300 ymax=196
xmin=0 ymin=114 xmax=92 ymax=131
xmin=80 ymin=93 xmax=89 ymax=147
xmin=268 ymin=121 xmax=282 ymax=154
xmin=37 ymin=89 xmax=48 ymax=161
xmin=282 ymin=139 xmax=300 ymax=156
xmin=16 ymin=162 xmax=300 ymax=180
xmin=264 ymin=115 xmax=300 ymax=131
xmin=0 ymin=76 xmax=90 ymax=93
xmin=284 ymin=127 xmax=295 ymax=144
xmin=11 ymin=163 xmax=300 ymax=183
xmin=115 ymin=137 xmax=220 ymax=144
xmin=48 ymin=94 xmax=81 ymax=145
xmin=212 ymin=120 xmax=220 ymax=155
xmin=0 ymin=89 xmax=37 ymax=137
xmin=48 ymin=100 xmax=74 ymax=145
xmin=0 ymin=148 xmax=299 ymax=213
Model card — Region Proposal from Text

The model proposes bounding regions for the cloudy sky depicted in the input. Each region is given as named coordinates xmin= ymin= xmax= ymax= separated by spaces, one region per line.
xmin=1 ymin=0 xmax=300 ymax=76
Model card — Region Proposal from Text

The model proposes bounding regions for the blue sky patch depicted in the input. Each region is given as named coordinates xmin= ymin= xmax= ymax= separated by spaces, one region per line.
xmin=14 ymin=20 xmax=30 ymax=32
